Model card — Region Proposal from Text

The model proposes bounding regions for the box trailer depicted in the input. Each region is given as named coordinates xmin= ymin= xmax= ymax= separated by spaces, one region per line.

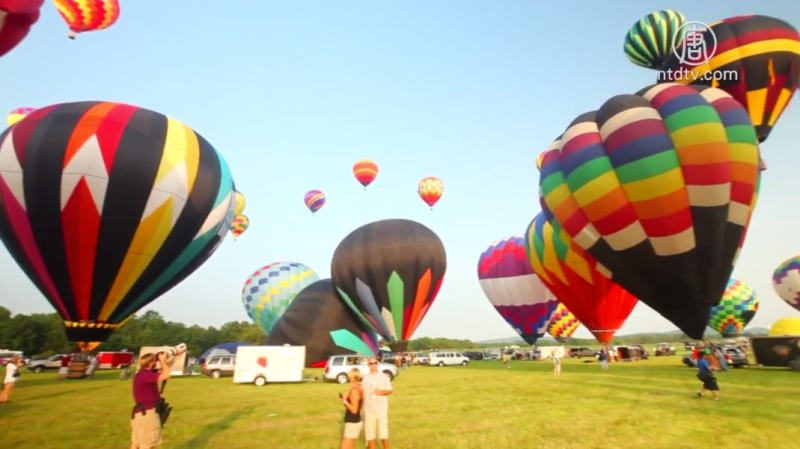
xmin=233 ymin=345 xmax=305 ymax=386
xmin=96 ymin=351 xmax=134 ymax=369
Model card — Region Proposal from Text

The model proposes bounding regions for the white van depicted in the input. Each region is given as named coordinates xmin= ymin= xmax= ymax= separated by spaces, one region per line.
xmin=428 ymin=351 xmax=469 ymax=366
xmin=233 ymin=346 xmax=305 ymax=386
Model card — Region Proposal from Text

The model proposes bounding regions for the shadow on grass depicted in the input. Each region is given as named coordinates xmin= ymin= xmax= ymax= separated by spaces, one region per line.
xmin=21 ymin=385 xmax=109 ymax=402
xmin=175 ymin=404 xmax=256 ymax=449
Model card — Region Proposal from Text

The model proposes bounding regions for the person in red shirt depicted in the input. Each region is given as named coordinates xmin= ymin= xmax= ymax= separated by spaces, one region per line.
xmin=58 ymin=354 xmax=71 ymax=379
xmin=130 ymin=352 xmax=170 ymax=449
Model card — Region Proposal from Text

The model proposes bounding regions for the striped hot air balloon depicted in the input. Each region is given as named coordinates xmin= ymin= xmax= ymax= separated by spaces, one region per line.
xmin=229 ymin=214 xmax=249 ymax=239
xmin=241 ymin=262 xmax=320 ymax=336
xmin=52 ymin=0 xmax=120 ymax=39
xmin=773 ymin=255 xmax=800 ymax=313
xmin=418 ymin=176 xmax=443 ymax=209
xmin=538 ymin=83 xmax=761 ymax=339
xmin=353 ymin=160 xmax=378 ymax=189
xmin=0 ymin=101 xmax=236 ymax=350
xmin=547 ymin=303 xmax=580 ymax=343
xmin=708 ymin=278 xmax=759 ymax=337
xmin=304 ymin=189 xmax=326 ymax=213
xmin=624 ymin=9 xmax=686 ymax=69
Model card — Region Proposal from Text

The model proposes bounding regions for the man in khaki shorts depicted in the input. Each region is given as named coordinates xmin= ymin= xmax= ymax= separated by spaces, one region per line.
xmin=362 ymin=357 xmax=393 ymax=449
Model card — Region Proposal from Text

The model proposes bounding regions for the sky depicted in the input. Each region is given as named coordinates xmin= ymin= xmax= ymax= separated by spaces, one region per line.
xmin=1 ymin=1 xmax=799 ymax=342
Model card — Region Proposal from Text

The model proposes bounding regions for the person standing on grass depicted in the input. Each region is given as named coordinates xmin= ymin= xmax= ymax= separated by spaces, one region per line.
xmin=59 ymin=354 xmax=71 ymax=379
xmin=599 ymin=349 xmax=608 ymax=370
xmin=363 ymin=357 xmax=393 ymax=449
xmin=696 ymin=353 xmax=720 ymax=401
xmin=339 ymin=368 xmax=364 ymax=449
xmin=550 ymin=349 xmax=562 ymax=377
xmin=130 ymin=352 xmax=170 ymax=449
xmin=0 ymin=355 xmax=23 ymax=403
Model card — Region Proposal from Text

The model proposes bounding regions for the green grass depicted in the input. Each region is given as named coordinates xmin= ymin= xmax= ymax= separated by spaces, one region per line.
xmin=1 ymin=357 xmax=798 ymax=449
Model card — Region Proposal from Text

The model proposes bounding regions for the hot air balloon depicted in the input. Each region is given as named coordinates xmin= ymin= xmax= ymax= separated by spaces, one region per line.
xmin=708 ymin=279 xmax=759 ymax=337
xmin=267 ymin=279 xmax=379 ymax=367
xmin=769 ymin=317 xmax=800 ymax=336
xmin=659 ymin=15 xmax=800 ymax=142
xmin=241 ymin=262 xmax=319 ymax=336
xmin=233 ymin=191 xmax=246 ymax=216
xmin=526 ymin=213 xmax=637 ymax=344
xmin=547 ymin=303 xmax=580 ymax=343
xmin=477 ymin=237 xmax=558 ymax=345
xmin=0 ymin=0 xmax=42 ymax=57
xmin=773 ymin=255 xmax=800 ymax=312
xmin=538 ymin=83 xmax=761 ymax=339
xmin=353 ymin=160 xmax=378 ymax=189
xmin=6 ymin=107 xmax=36 ymax=127
xmin=331 ymin=219 xmax=446 ymax=351
xmin=0 ymin=101 xmax=236 ymax=350
xmin=230 ymin=215 xmax=249 ymax=239
xmin=418 ymin=176 xmax=443 ymax=209
xmin=53 ymin=0 xmax=119 ymax=39
xmin=304 ymin=189 xmax=325 ymax=214
xmin=624 ymin=9 xmax=686 ymax=69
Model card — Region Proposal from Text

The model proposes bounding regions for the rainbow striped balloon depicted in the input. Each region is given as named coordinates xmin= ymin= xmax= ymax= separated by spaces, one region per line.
xmin=304 ymin=189 xmax=326 ymax=213
xmin=538 ymin=83 xmax=761 ymax=339
xmin=708 ymin=278 xmax=759 ymax=337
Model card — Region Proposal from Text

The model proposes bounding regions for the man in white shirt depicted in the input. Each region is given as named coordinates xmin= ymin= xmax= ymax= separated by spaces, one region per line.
xmin=362 ymin=357 xmax=393 ymax=449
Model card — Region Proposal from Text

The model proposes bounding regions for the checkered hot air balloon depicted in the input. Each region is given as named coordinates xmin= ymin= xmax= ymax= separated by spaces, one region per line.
xmin=0 ymin=0 xmax=42 ymax=57
xmin=242 ymin=262 xmax=320 ymax=336
xmin=708 ymin=278 xmax=759 ymax=337
xmin=353 ymin=160 xmax=378 ymax=189
xmin=525 ymin=213 xmax=637 ymax=344
xmin=0 ymin=101 xmax=237 ymax=350
xmin=478 ymin=237 xmax=558 ymax=346
xmin=538 ymin=83 xmax=761 ymax=339
xmin=53 ymin=0 xmax=119 ymax=39
xmin=773 ymin=255 xmax=800 ymax=313
xmin=547 ymin=303 xmax=580 ymax=343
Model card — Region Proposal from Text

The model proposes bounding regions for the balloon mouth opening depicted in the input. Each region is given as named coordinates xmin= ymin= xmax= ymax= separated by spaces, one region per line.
xmin=77 ymin=341 xmax=101 ymax=352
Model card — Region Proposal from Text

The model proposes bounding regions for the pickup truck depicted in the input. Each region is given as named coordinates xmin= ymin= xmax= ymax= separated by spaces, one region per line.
xmin=27 ymin=354 xmax=66 ymax=373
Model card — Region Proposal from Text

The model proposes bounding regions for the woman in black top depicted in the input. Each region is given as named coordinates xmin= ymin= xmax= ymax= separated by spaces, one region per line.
xmin=339 ymin=368 xmax=364 ymax=449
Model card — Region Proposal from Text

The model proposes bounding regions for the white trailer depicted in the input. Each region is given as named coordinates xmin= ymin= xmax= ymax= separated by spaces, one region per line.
xmin=233 ymin=345 xmax=305 ymax=386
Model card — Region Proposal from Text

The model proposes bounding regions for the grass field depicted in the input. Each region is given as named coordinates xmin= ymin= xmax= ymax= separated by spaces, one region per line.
xmin=1 ymin=356 xmax=798 ymax=449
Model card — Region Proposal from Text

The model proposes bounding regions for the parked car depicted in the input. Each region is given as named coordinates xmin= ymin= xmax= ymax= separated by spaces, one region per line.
xmin=721 ymin=346 xmax=748 ymax=368
xmin=27 ymin=354 xmax=66 ymax=373
xmin=654 ymin=343 xmax=676 ymax=356
xmin=568 ymin=347 xmax=597 ymax=358
xmin=629 ymin=345 xmax=649 ymax=360
xmin=324 ymin=355 xmax=398 ymax=384
xmin=428 ymin=351 xmax=470 ymax=366
xmin=202 ymin=354 xmax=236 ymax=379
xmin=412 ymin=353 xmax=430 ymax=365
xmin=463 ymin=351 xmax=484 ymax=361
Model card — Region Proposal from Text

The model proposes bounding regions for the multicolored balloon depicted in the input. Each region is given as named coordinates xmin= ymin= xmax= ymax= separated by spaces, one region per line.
xmin=267 ymin=279 xmax=379 ymax=367
xmin=230 ymin=215 xmax=249 ymax=239
xmin=477 ymin=237 xmax=558 ymax=345
xmin=709 ymin=279 xmax=759 ymax=337
xmin=233 ymin=191 xmax=246 ymax=216
xmin=547 ymin=303 xmax=580 ymax=343
xmin=660 ymin=15 xmax=800 ymax=142
xmin=331 ymin=219 xmax=446 ymax=350
xmin=53 ymin=0 xmax=120 ymax=39
xmin=0 ymin=0 xmax=42 ymax=57
xmin=241 ymin=262 xmax=320 ymax=336
xmin=0 ymin=101 xmax=236 ymax=350
xmin=538 ymin=83 xmax=761 ymax=339
xmin=624 ymin=9 xmax=686 ymax=69
xmin=6 ymin=107 xmax=36 ymax=127
xmin=418 ymin=176 xmax=443 ymax=209
xmin=773 ymin=255 xmax=800 ymax=312
xmin=526 ymin=213 xmax=637 ymax=344
xmin=304 ymin=189 xmax=325 ymax=214
xmin=353 ymin=160 xmax=378 ymax=189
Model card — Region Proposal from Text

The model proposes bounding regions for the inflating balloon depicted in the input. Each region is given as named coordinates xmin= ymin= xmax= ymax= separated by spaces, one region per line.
xmin=769 ymin=317 xmax=800 ymax=336
xmin=0 ymin=0 xmax=42 ymax=57
xmin=304 ymin=189 xmax=325 ymax=214
xmin=418 ymin=176 xmax=443 ymax=209
xmin=0 ymin=101 xmax=236 ymax=350
xmin=353 ymin=160 xmax=378 ymax=189
xmin=6 ymin=107 xmax=36 ymax=127
xmin=547 ymin=303 xmax=580 ymax=343
xmin=624 ymin=9 xmax=686 ymax=69
xmin=538 ymin=83 xmax=761 ymax=338
xmin=53 ymin=0 xmax=119 ymax=39
xmin=526 ymin=213 xmax=637 ymax=344
xmin=233 ymin=191 xmax=246 ymax=216
xmin=708 ymin=278 xmax=759 ymax=337
xmin=660 ymin=15 xmax=800 ymax=142
xmin=267 ymin=279 xmax=379 ymax=367
xmin=478 ymin=237 xmax=558 ymax=345
xmin=230 ymin=215 xmax=249 ymax=239
xmin=241 ymin=262 xmax=319 ymax=336
xmin=773 ymin=255 xmax=800 ymax=312
xmin=331 ymin=219 xmax=446 ymax=350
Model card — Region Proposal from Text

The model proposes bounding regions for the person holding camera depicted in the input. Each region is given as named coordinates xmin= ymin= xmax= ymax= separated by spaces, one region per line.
xmin=0 ymin=355 xmax=23 ymax=404
xmin=130 ymin=352 xmax=171 ymax=449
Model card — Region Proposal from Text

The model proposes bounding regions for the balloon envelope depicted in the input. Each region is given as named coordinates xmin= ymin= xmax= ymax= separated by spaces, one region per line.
xmin=478 ymin=237 xmax=558 ymax=345
xmin=0 ymin=101 xmax=236 ymax=348
xmin=331 ymin=219 xmax=446 ymax=346
xmin=624 ymin=9 xmax=686 ymax=69
xmin=769 ymin=317 xmax=800 ymax=336
xmin=418 ymin=177 xmax=443 ymax=208
xmin=708 ymin=279 xmax=759 ymax=337
xmin=233 ymin=191 xmax=246 ymax=216
xmin=538 ymin=83 xmax=761 ymax=338
xmin=7 ymin=107 xmax=36 ymax=127
xmin=230 ymin=214 xmax=249 ymax=238
xmin=304 ymin=189 xmax=325 ymax=213
xmin=241 ymin=261 xmax=320 ymax=336
xmin=53 ymin=0 xmax=119 ymax=37
xmin=353 ymin=160 xmax=378 ymax=188
xmin=773 ymin=255 xmax=800 ymax=312
xmin=267 ymin=279 xmax=379 ymax=367
xmin=547 ymin=303 xmax=580 ymax=342
xmin=0 ymin=0 xmax=42 ymax=57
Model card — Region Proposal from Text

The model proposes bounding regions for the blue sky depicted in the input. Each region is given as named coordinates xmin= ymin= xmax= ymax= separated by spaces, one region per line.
xmin=1 ymin=1 xmax=799 ymax=341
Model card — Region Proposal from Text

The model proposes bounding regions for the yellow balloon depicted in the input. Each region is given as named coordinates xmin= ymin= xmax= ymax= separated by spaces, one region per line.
xmin=233 ymin=191 xmax=246 ymax=216
xmin=769 ymin=317 xmax=800 ymax=336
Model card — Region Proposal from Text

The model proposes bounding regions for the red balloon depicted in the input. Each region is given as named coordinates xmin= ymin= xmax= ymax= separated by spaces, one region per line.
xmin=0 ymin=0 xmax=43 ymax=57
